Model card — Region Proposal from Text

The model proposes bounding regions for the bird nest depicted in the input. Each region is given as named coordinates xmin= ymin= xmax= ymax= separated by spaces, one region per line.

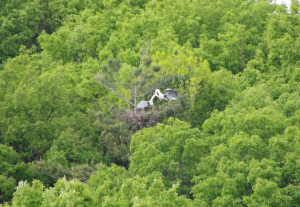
xmin=118 ymin=109 xmax=162 ymax=131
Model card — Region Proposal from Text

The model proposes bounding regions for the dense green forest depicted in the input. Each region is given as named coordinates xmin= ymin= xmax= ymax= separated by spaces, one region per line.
xmin=1 ymin=0 xmax=300 ymax=206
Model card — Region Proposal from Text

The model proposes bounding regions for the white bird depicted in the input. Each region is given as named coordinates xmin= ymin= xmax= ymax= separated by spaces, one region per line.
xmin=135 ymin=94 xmax=156 ymax=111
xmin=154 ymin=88 xmax=178 ymax=101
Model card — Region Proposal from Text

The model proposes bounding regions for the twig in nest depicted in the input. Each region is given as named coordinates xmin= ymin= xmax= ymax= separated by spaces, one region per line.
xmin=117 ymin=109 xmax=162 ymax=131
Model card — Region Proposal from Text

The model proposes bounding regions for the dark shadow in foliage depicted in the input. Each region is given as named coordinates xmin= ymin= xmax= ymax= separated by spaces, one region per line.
xmin=28 ymin=158 xmax=103 ymax=184
xmin=88 ymin=107 xmax=132 ymax=169
xmin=191 ymin=69 xmax=240 ymax=129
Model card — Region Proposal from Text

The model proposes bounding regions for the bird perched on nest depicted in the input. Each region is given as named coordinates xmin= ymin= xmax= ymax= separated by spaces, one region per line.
xmin=154 ymin=88 xmax=178 ymax=101
xmin=135 ymin=94 xmax=156 ymax=111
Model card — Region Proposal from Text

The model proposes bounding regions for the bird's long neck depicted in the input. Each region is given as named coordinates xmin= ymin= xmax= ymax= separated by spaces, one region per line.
xmin=148 ymin=95 xmax=156 ymax=106
xmin=155 ymin=89 xmax=165 ymax=99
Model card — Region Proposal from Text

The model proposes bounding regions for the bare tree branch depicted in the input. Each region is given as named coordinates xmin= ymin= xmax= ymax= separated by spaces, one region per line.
xmin=136 ymin=81 xmax=162 ymax=98
xmin=113 ymin=74 xmax=135 ymax=97
xmin=36 ymin=171 xmax=59 ymax=180
xmin=99 ymin=131 xmax=113 ymax=152
xmin=94 ymin=41 xmax=158 ymax=112
xmin=100 ymin=81 xmax=135 ymax=106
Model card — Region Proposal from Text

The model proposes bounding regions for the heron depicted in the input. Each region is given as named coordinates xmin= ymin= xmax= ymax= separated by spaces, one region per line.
xmin=154 ymin=88 xmax=178 ymax=101
xmin=135 ymin=94 xmax=156 ymax=111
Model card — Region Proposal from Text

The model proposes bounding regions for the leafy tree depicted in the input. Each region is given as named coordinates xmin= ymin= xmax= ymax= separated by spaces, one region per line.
xmin=0 ymin=0 xmax=43 ymax=63
xmin=290 ymin=0 xmax=300 ymax=14
xmin=0 ymin=145 xmax=27 ymax=203
xmin=10 ymin=180 xmax=44 ymax=207
xmin=88 ymin=108 xmax=132 ymax=167
xmin=191 ymin=69 xmax=240 ymax=128
xmin=243 ymin=178 xmax=293 ymax=207
xmin=4 ymin=0 xmax=300 ymax=205
xmin=41 ymin=177 xmax=94 ymax=207
xmin=130 ymin=118 xmax=208 ymax=195
xmin=0 ymin=175 xmax=16 ymax=203
xmin=0 ymin=49 xmax=103 ymax=200
xmin=95 ymin=42 xmax=159 ymax=113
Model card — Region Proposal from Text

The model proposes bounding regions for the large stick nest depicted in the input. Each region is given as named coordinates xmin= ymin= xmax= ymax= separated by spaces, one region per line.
xmin=118 ymin=109 xmax=162 ymax=131
xmin=117 ymin=101 xmax=181 ymax=131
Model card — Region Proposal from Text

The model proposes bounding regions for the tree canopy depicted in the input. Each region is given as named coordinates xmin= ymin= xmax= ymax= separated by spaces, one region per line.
xmin=2 ymin=0 xmax=300 ymax=206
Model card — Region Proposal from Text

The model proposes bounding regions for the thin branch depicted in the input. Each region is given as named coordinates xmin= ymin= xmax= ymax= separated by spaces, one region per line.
xmin=100 ymin=131 xmax=112 ymax=152
xmin=136 ymin=81 xmax=162 ymax=98
xmin=134 ymin=84 xmax=137 ymax=113
xmin=101 ymin=82 xmax=135 ymax=106
xmin=139 ymin=51 xmax=144 ymax=69
xmin=82 ymin=179 xmax=90 ymax=183
xmin=47 ymin=108 xmax=54 ymax=120
xmin=137 ymin=89 xmax=154 ymax=98
xmin=113 ymin=74 xmax=135 ymax=97
xmin=36 ymin=171 xmax=59 ymax=180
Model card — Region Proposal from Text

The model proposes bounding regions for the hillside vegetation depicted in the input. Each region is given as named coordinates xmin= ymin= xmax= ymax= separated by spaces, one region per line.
xmin=2 ymin=0 xmax=300 ymax=206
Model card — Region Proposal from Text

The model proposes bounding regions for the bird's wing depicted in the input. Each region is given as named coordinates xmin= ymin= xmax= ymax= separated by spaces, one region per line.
xmin=165 ymin=89 xmax=178 ymax=100
xmin=135 ymin=100 xmax=148 ymax=109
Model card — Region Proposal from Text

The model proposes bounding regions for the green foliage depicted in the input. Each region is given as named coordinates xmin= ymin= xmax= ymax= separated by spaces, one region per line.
xmin=0 ymin=145 xmax=21 ymax=175
xmin=191 ymin=79 xmax=300 ymax=205
xmin=88 ymin=108 xmax=132 ymax=166
xmin=243 ymin=178 xmax=293 ymax=207
xmin=130 ymin=118 xmax=208 ymax=195
xmin=0 ymin=50 xmax=103 ymax=202
xmin=11 ymin=180 xmax=44 ymax=207
xmin=94 ymin=42 xmax=163 ymax=114
xmin=0 ymin=174 xmax=16 ymax=203
xmin=0 ymin=0 xmax=42 ymax=63
xmin=41 ymin=178 xmax=93 ymax=207
xmin=0 ymin=0 xmax=108 ymax=63
xmin=0 ymin=145 xmax=26 ymax=202
xmin=88 ymin=164 xmax=131 ymax=203
xmin=87 ymin=164 xmax=195 ymax=206
xmin=191 ymin=69 xmax=240 ymax=128
xmin=3 ymin=0 xmax=300 ymax=205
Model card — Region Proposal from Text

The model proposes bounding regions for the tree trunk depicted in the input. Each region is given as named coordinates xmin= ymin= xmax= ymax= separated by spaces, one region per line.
xmin=134 ymin=85 xmax=137 ymax=114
